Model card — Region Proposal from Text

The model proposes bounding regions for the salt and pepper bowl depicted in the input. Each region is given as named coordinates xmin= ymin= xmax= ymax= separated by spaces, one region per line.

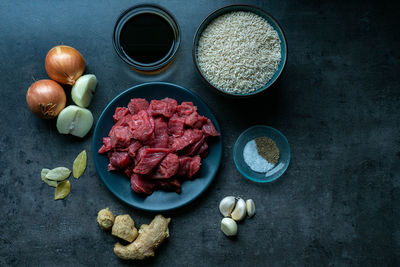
xmin=233 ymin=125 xmax=291 ymax=182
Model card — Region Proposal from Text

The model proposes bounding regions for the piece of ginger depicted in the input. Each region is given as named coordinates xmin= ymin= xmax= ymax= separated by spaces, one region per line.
xmin=97 ymin=208 xmax=115 ymax=230
xmin=114 ymin=214 xmax=171 ymax=260
xmin=112 ymin=214 xmax=138 ymax=243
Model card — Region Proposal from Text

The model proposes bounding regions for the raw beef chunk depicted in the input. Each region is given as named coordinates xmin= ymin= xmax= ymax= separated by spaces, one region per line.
xmin=154 ymin=178 xmax=181 ymax=193
xmin=109 ymin=151 xmax=131 ymax=170
xmin=151 ymin=153 xmax=179 ymax=179
xmin=198 ymin=142 xmax=209 ymax=158
xmin=128 ymin=110 xmax=154 ymax=142
xmin=184 ymin=136 xmax=205 ymax=156
xmin=98 ymin=137 xmax=112 ymax=153
xmin=176 ymin=102 xmax=196 ymax=117
xmin=153 ymin=117 xmax=169 ymax=148
xmin=133 ymin=148 xmax=170 ymax=175
xmin=171 ymin=129 xmax=203 ymax=151
xmin=113 ymin=107 xmax=130 ymax=122
xmin=130 ymin=174 xmax=155 ymax=195
xmin=110 ymin=126 xmax=131 ymax=149
xmin=149 ymin=99 xmax=175 ymax=118
xmin=168 ymin=114 xmax=185 ymax=137
xmin=177 ymin=155 xmax=201 ymax=179
xmin=128 ymin=98 xmax=149 ymax=115
xmin=127 ymin=141 xmax=142 ymax=158
xmin=202 ymin=118 xmax=220 ymax=137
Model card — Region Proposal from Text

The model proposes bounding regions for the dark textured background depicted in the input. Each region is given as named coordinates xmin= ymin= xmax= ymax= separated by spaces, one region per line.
xmin=1 ymin=0 xmax=399 ymax=266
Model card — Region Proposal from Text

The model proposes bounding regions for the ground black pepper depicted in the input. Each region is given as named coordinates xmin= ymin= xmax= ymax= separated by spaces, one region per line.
xmin=254 ymin=136 xmax=280 ymax=164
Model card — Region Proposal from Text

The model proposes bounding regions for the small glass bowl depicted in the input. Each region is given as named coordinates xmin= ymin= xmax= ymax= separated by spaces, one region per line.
xmin=233 ymin=125 xmax=290 ymax=183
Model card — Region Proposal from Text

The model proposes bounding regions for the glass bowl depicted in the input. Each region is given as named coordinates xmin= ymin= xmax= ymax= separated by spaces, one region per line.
xmin=233 ymin=125 xmax=290 ymax=182
xmin=192 ymin=4 xmax=287 ymax=97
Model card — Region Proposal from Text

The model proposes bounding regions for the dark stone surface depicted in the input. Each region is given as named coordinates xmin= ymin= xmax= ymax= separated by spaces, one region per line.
xmin=0 ymin=0 xmax=399 ymax=266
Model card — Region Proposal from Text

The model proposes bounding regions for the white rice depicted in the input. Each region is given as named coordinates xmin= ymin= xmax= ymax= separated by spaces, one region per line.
xmin=243 ymin=140 xmax=275 ymax=173
xmin=197 ymin=11 xmax=281 ymax=94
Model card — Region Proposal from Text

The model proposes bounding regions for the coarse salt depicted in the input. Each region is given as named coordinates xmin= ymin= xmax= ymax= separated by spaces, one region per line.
xmin=243 ymin=140 xmax=274 ymax=173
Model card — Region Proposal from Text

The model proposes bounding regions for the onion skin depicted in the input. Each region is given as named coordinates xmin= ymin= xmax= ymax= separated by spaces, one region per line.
xmin=26 ymin=79 xmax=67 ymax=119
xmin=45 ymin=45 xmax=85 ymax=86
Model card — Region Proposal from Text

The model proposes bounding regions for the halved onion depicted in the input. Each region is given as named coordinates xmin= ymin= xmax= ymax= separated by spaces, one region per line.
xmin=26 ymin=79 xmax=66 ymax=119
xmin=45 ymin=45 xmax=85 ymax=85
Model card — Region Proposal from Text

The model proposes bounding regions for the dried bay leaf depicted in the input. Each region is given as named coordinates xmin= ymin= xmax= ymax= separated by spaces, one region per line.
xmin=54 ymin=180 xmax=71 ymax=200
xmin=45 ymin=167 xmax=71 ymax=181
xmin=41 ymin=168 xmax=57 ymax=187
xmin=73 ymin=150 xmax=87 ymax=179
xmin=41 ymin=168 xmax=50 ymax=179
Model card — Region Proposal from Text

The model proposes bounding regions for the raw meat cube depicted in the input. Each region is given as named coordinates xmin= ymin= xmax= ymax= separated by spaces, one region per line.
xmin=128 ymin=98 xmax=149 ymax=115
xmin=168 ymin=114 xmax=185 ymax=137
xmin=161 ymin=97 xmax=178 ymax=111
xmin=198 ymin=142 xmax=209 ymax=158
xmin=149 ymin=99 xmax=175 ymax=118
xmin=202 ymin=118 xmax=220 ymax=137
xmin=128 ymin=110 xmax=154 ymax=142
xmin=171 ymin=129 xmax=203 ymax=151
xmin=151 ymin=153 xmax=179 ymax=179
xmin=133 ymin=148 xmax=170 ymax=175
xmin=128 ymin=141 xmax=142 ymax=158
xmin=110 ymin=126 xmax=131 ymax=149
xmin=108 ymin=114 xmax=132 ymax=136
xmin=177 ymin=155 xmax=201 ymax=179
xmin=153 ymin=117 xmax=169 ymax=148
xmin=154 ymin=178 xmax=181 ymax=194
xmin=184 ymin=136 xmax=205 ymax=156
xmin=130 ymin=174 xmax=155 ymax=196
xmin=98 ymin=137 xmax=112 ymax=154
xmin=176 ymin=102 xmax=196 ymax=117
xmin=192 ymin=115 xmax=208 ymax=129
xmin=109 ymin=151 xmax=131 ymax=170
xmin=113 ymin=107 xmax=130 ymax=122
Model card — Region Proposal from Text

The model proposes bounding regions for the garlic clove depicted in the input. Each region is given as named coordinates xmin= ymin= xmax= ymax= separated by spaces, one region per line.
xmin=219 ymin=196 xmax=236 ymax=217
xmin=71 ymin=74 xmax=97 ymax=108
xmin=246 ymin=199 xmax=256 ymax=218
xmin=231 ymin=198 xmax=246 ymax=221
xmin=221 ymin=218 xmax=237 ymax=236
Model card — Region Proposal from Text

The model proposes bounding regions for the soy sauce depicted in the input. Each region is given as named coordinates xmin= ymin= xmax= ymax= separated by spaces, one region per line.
xmin=119 ymin=12 xmax=174 ymax=64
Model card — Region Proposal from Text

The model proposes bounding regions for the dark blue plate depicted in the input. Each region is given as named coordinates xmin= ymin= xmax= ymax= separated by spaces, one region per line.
xmin=92 ymin=82 xmax=222 ymax=212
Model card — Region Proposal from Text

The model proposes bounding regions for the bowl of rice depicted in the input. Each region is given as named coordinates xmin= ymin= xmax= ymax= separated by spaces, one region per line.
xmin=193 ymin=5 xmax=287 ymax=97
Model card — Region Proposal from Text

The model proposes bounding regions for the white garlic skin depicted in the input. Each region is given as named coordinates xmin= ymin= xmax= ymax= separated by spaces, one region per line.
xmin=219 ymin=196 xmax=236 ymax=217
xmin=221 ymin=218 xmax=238 ymax=236
xmin=231 ymin=198 xmax=246 ymax=221
xmin=246 ymin=199 xmax=256 ymax=218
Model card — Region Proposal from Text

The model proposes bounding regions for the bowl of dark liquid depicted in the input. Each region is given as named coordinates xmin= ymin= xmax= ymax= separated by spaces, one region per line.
xmin=113 ymin=5 xmax=181 ymax=73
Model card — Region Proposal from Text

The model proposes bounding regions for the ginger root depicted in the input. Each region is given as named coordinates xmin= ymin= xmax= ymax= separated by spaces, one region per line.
xmin=112 ymin=214 xmax=138 ymax=243
xmin=97 ymin=208 xmax=115 ymax=230
xmin=114 ymin=214 xmax=171 ymax=260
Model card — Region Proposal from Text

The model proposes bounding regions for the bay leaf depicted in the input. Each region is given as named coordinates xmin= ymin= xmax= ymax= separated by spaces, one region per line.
xmin=45 ymin=167 xmax=71 ymax=181
xmin=41 ymin=168 xmax=57 ymax=187
xmin=73 ymin=150 xmax=87 ymax=179
xmin=41 ymin=168 xmax=50 ymax=179
xmin=54 ymin=180 xmax=71 ymax=200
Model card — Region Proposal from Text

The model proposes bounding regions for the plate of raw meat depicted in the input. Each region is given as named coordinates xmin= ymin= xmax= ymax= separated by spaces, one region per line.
xmin=93 ymin=82 xmax=222 ymax=211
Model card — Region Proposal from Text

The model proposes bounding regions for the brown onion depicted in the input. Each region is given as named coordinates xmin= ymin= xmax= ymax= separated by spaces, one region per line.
xmin=26 ymin=79 xmax=67 ymax=119
xmin=45 ymin=45 xmax=85 ymax=85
